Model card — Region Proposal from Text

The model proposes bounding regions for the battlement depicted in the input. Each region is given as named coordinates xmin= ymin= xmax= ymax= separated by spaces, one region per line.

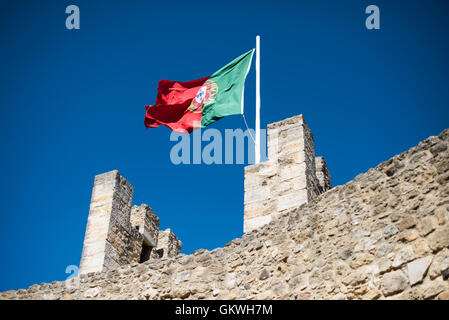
xmin=244 ymin=114 xmax=331 ymax=233
xmin=79 ymin=171 xmax=181 ymax=275
xmin=79 ymin=114 xmax=331 ymax=272
xmin=3 ymin=114 xmax=448 ymax=301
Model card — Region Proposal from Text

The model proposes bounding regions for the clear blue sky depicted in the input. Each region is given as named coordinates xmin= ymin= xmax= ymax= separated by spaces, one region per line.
xmin=1 ymin=0 xmax=448 ymax=291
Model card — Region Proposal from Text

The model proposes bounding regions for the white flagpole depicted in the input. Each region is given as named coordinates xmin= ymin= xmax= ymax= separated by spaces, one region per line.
xmin=255 ymin=35 xmax=261 ymax=164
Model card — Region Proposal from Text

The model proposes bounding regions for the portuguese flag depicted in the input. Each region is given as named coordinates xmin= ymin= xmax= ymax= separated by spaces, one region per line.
xmin=144 ymin=49 xmax=254 ymax=133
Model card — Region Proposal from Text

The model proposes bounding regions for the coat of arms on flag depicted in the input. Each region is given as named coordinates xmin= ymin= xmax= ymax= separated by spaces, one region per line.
xmin=187 ymin=80 xmax=218 ymax=113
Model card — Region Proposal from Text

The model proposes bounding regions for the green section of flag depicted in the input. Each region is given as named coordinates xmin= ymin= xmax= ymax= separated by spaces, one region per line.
xmin=200 ymin=49 xmax=254 ymax=127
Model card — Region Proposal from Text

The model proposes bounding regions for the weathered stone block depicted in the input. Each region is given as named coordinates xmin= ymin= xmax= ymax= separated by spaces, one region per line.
xmin=244 ymin=186 xmax=270 ymax=204
xmin=392 ymin=245 xmax=415 ymax=268
xmin=427 ymin=225 xmax=449 ymax=252
xmin=422 ymin=280 xmax=447 ymax=299
xmin=418 ymin=216 xmax=436 ymax=236
xmin=407 ymin=256 xmax=432 ymax=285
xmin=244 ymin=200 xmax=276 ymax=220
xmin=279 ymin=162 xmax=307 ymax=181
xmin=155 ymin=229 xmax=182 ymax=258
xmin=381 ymin=270 xmax=409 ymax=296
xmin=428 ymin=248 xmax=449 ymax=279
xmin=277 ymin=190 xmax=308 ymax=212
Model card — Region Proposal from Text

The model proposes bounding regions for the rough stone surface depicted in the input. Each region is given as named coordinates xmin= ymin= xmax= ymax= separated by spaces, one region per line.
xmin=381 ymin=271 xmax=409 ymax=296
xmin=79 ymin=171 xmax=181 ymax=275
xmin=244 ymin=115 xmax=331 ymax=233
xmin=130 ymin=204 xmax=160 ymax=248
xmin=427 ymin=226 xmax=449 ymax=252
xmin=407 ymin=256 xmax=432 ymax=286
xmin=315 ymin=156 xmax=332 ymax=193
xmin=154 ymin=229 xmax=182 ymax=258
xmin=79 ymin=170 xmax=136 ymax=274
xmin=429 ymin=248 xmax=449 ymax=279
xmin=1 ymin=118 xmax=449 ymax=300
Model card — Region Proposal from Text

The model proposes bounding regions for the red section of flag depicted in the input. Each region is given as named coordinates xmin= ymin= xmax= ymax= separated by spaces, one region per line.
xmin=144 ymin=76 xmax=209 ymax=133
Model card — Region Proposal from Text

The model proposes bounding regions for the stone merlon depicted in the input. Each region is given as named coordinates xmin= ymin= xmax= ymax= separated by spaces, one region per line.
xmin=244 ymin=114 xmax=332 ymax=233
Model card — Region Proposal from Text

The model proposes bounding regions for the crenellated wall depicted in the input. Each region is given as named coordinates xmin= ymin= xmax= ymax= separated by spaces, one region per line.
xmin=79 ymin=171 xmax=180 ymax=275
xmin=2 ymin=123 xmax=448 ymax=300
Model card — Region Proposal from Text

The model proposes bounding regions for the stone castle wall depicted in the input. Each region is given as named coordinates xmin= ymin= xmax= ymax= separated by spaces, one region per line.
xmin=2 ymin=127 xmax=448 ymax=300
